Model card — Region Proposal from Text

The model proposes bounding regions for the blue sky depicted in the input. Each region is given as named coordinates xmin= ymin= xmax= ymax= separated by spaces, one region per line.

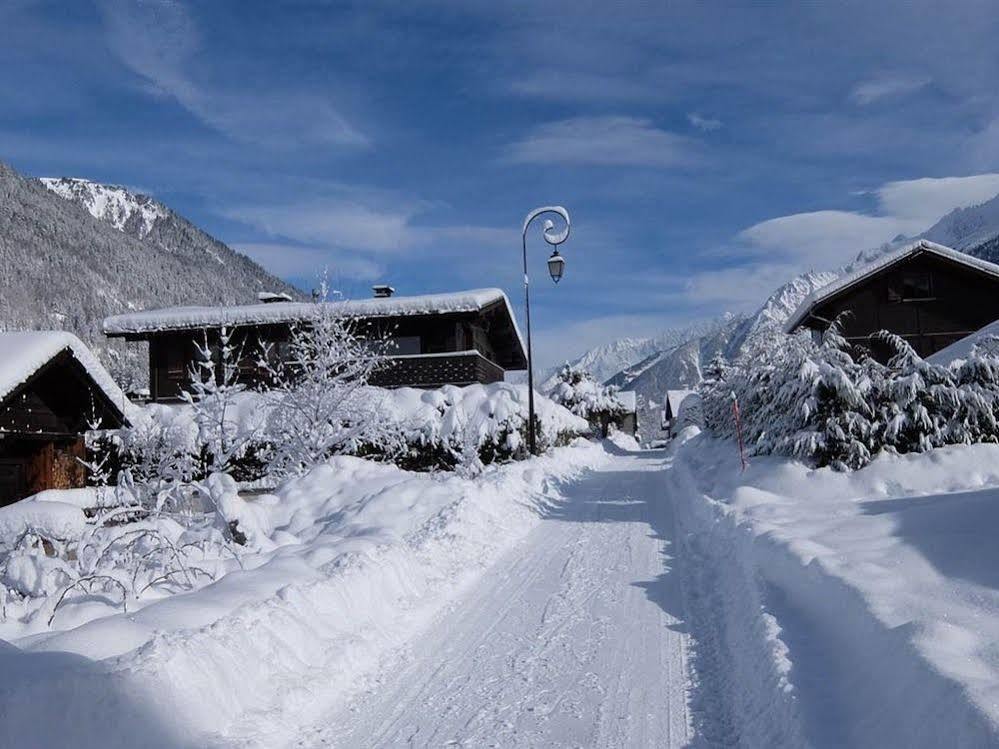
xmin=5 ymin=1 xmax=999 ymax=369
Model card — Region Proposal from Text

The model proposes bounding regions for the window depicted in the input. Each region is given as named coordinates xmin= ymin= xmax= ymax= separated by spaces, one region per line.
xmin=888 ymin=271 xmax=933 ymax=302
xmin=387 ymin=336 xmax=421 ymax=355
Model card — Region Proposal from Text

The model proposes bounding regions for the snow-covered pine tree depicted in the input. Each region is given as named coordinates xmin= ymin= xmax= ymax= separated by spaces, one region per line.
xmin=785 ymin=319 xmax=877 ymax=470
xmin=548 ymin=363 xmax=626 ymax=437
xmin=873 ymin=331 xmax=957 ymax=455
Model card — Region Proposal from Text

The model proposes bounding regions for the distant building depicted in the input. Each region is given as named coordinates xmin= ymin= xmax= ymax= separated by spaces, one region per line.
xmin=103 ymin=287 xmax=528 ymax=402
xmin=0 ymin=332 xmax=130 ymax=507
xmin=785 ymin=240 xmax=999 ymax=361
xmin=617 ymin=390 xmax=638 ymax=436
xmin=662 ymin=390 xmax=701 ymax=438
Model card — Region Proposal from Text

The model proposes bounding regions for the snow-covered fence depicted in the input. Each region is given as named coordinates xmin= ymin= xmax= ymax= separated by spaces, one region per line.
xmin=701 ymin=322 xmax=999 ymax=470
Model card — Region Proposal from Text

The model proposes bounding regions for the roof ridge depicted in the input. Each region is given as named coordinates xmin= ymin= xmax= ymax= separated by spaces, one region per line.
xmin=784 ymin=240 xmax=999 ymax=333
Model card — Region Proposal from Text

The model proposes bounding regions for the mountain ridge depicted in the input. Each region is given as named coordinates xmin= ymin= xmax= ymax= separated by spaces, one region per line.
xmin=0 ymin=162 xmax=303 ymax=389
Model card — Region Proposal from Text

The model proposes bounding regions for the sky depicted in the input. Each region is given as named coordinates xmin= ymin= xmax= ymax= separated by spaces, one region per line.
xmin=5 ymin=1 xmax=999 ymax=370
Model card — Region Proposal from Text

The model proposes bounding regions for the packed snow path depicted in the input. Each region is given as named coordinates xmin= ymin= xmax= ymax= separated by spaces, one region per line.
xmin=302 ymin=449 xmax=692 ymax=748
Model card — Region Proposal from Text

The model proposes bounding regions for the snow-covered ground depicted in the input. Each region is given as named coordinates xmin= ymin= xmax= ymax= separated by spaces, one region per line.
xmin=7 ymin=420 xmax=999 ymax=747
xmin=0 ymin=443 xmax=606 ymax=748
xmin=302 ymin=447 xmax=691 ymax=748
xmin=668 ymin=430 xmax=999 ymax=747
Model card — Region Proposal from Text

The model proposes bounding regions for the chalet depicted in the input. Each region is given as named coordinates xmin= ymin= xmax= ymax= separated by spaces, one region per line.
xmin=662 ymin=390 xmax=701 ymax=439
xmin=785 ymin=240 xmax=999 ymax=361
xmin=0 ymin=332 xmax=131 ymax=507
xmin=103 ymin=287 xmax=528 ymax=402
xmin=617 ymin=391 xmax=638 ymax=436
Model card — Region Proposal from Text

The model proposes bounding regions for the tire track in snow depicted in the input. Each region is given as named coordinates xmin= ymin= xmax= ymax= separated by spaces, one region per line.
xmin=300 ymin=451 xmax=692 ymax=748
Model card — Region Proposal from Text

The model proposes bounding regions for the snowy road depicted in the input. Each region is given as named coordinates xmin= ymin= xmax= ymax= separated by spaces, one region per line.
xmin=301 ymin=449 xmax=692 ymax=748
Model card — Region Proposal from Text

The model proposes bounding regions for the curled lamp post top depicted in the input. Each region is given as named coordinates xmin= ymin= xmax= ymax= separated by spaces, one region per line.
xmin=522 ymin=205 xmax=570 ymax=246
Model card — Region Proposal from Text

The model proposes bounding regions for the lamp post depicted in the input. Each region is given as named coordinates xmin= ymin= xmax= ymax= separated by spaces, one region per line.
xmin=521 ymin=205 xmax=571 ymax=456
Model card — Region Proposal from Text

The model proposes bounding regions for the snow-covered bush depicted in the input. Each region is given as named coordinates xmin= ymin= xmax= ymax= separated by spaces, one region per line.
xmin=548 ymin=363 xmax=627 ymax=437
xmin=0 ymin=493 xmax=235 ymax=626
xmin=358 ymin=383 xmax=590 ymax=472
xmin=258 ymin=294 xmax=391 ymax=478
xmin=702 ymin=321 xmax=999 ymax=470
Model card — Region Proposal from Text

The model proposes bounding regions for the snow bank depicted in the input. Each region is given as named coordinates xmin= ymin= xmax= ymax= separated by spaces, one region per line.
xmin=0 ymin=442 xmax=607 ymax=748
xmin=669 ymin=434 xmax=999 ymax=746
xmin=0 ymin=498 xmax=87 ymax=542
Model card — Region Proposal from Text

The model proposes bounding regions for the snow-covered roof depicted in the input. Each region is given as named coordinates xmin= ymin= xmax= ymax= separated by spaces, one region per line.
xmin=105 ymin=288 xmax=518 ymax=336
xmin=617 ymin=390 xmax=637 ymax=412
xmin=928 ymin=319 xmax=999 ymax=366
xmin=0 ymin=331 xmax=133 ymax=421
xmin=664 ymin=389 xmax=698 ymax=419
xmin=784 ymin=240 xmax=999 ymax=333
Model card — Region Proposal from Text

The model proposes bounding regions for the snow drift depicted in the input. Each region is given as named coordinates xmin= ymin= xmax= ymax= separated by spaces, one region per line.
xmin=0 ymin=442 xmax=606 ymax=748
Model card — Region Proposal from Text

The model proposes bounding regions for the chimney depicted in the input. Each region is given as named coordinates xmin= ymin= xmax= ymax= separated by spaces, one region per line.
xmin=372 ymin=284 xmax=395 ymax=298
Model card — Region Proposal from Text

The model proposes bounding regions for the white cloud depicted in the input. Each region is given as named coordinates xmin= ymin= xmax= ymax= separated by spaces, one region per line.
xmin=849 ymin=74 xmax=930 ymax=105
xmin=687 ymin=112 xmax=722 ymax=132
xmin=99 ymin=0 xmax=367 ymax=148
xmin=681 ymin=263 xmax=804 ymax=309
xmin=228 ymin=201 xmax=417 ymax=254
xmin=234 ymin=243 xmax=383 ymax=281
xmin=505 ymin=116 xmax=696 ymax=167
xmin=737 ymin=173 xmax=999 ymax=268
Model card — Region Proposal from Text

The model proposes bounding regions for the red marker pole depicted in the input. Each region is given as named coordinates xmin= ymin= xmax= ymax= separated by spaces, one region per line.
xmin=731 ymin=392 xmax=747 ymax=472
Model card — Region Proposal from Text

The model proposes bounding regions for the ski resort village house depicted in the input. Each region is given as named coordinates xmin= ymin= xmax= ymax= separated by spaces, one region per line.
xmin=785 ymin=240 xmax=999 ymax=361
xmin=103 ymin=288 xmax=528 ymax=402
xmin=0 ymin=332 xmax=130 ymax=507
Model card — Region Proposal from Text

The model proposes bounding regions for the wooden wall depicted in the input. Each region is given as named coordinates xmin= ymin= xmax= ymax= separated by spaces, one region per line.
xmin=807 ymin=253 xmax=999 ymax=360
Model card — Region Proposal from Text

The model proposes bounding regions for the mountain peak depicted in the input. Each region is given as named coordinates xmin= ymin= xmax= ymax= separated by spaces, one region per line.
xmin=40 ymin=177 xmax=168 ymax=239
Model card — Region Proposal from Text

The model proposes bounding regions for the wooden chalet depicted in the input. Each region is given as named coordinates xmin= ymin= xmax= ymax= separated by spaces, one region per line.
xmin=785 ymin=240 xmax=999 ymax=361
xmin=103 ymin=287 xmax=528 ymax=402
xmin=0 ymin=332 xmax=130 ymax=507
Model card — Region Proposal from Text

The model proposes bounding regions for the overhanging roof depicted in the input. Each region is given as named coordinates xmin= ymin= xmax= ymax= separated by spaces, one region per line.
xmin=784 ymin=240 xmax=999 ymax=333
xmin=103 ymin=288 xmax=528 ymax=370
xmin=0 ymin=331 xmax=133 ymax=425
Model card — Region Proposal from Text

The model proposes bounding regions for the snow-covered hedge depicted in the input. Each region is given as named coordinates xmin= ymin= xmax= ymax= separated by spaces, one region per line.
xmin=702 ymin=322 xmax=999 ymax=470
xmin=363 ymin=382 xmax=590 ymax=471
xmin=112 ymin=382 xmax=589 ymax=481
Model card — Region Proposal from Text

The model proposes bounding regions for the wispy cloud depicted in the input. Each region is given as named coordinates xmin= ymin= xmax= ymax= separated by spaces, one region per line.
xmin=98 ymin=0 xmax=367 ymax=148
xmin=505 ymin=116 xmax=697 ymax=168
xmin=737 ymin=173 xmax=999 ymax=268
xmin=234 ymin=242 xmax=384 ymax=281
xmin=687 ymin=112 xmax=722 ymax=132
xmin=849 ymin=74 xmax=931 ymax=105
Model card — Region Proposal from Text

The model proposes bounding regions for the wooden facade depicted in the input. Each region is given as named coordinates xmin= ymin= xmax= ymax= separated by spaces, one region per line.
xmin=786 ymin=242 xmax=999 ymax=362
xmin=109 ymin=296 xmax=527 ymax=402
xmin=0 ymin=348 xmax=128 ymax=507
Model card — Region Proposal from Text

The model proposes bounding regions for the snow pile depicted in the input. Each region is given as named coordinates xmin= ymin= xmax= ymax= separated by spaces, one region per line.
xmin=41 ymin=177 xmax=167 ymax=238
xmin=0 ymin=441 xmax=605 ymax=748
xmin=669 ymin=432 xmax=999 ymax=746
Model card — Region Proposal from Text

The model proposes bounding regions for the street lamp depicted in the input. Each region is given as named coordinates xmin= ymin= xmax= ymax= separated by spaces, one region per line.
xmin=521 ymin=205 xmax=571 ymax=455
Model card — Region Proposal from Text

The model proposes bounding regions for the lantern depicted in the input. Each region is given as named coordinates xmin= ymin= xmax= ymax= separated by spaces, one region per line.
xmin=547 ymin=249 xmax=565 ymax=284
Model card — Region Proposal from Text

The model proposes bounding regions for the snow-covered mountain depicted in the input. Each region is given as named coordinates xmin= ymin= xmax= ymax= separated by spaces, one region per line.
xmin=0 ymin=162 xmax=303 ymax=388
xmin=600 ymin=271 xmax=837 ymax=440
xmin=540 ymin=328 xmax=713 ymax=391
xmin=41 ymin=178 xmax=168 ymax=239
xmin=852 ymin=191 xmax=999 ymax=270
